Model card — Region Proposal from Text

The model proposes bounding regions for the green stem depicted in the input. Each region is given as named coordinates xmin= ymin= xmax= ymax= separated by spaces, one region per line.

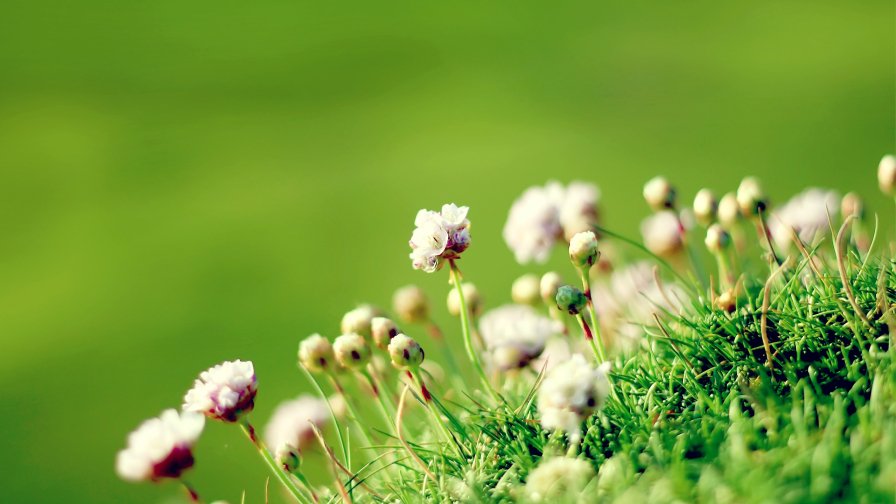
xmin=448 ymin=260 xmax=501 ymax=403
xmin=238 ymin=419 xmax=312 ymax=504
xmin=298 ymin=365 xmax=350 ymax=470
xmin=575 ymin=313 xmax=603 ymax=363
xmin=360 ymin=368 xmax=396 ymax=432
xmin=410 ymin=368 xmax=464 ymax=458
xmin=577 ymin=268 xmax=607 ymax=363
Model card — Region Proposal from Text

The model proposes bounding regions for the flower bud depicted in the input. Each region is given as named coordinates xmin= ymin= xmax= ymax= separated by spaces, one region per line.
xmin=555 ymin=285 xmax=587 ymax=315
xmin=841 ymin=192 xmax=864 ymax=220
xmin=298 ymin=334 xmax=336 ymax=372
xmin=371 ymin=317 xmax=399 ymax=350
xmin=447 ymin=282 xmax=482 ymax=317
xmin=879 ymin=154 xmax=896 ymax=196
xmin=643 ymin=176 xmax=676 ymax=210
xmin=275 ymin=443 xmax=302 ymax=474
xmin=340 ymin=305 xmax=381 ymax=339
xmin=717 ymin=192 xmax=741 ymax=228
xmin=736 ymin=177 xmax=767 ymax=216
xmin=388 ymin=333 xmax=425 ymax=369
xmin=641 ymin=211 xmax=683 ymax=257
xmin=392 ymin=285 xmax=429 ymax=324
xmin=692 ymin=189 xmax=718 ymax=226
xmin=568 ymin=231 xmax=600 ymax=270
xmin=332 ymin=333 xmax=371 ymax=370
xmin=704 ymin=224 xmax=731 ymax=253
xmin=511 ymin=274 xmax=541 ymax=306
xmin=540 ymin=272 xmax=563 ymax=306
xmin=716 ymin=289 xmax=736 ymax=313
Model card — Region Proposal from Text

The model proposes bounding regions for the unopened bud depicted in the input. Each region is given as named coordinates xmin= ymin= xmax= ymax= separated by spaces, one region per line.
xmin=879 ymin=155 xmax=896 ymax=196
xmin=447 ymin=282 xmax=482 ymax=317
xmin=275 ymin=443 xmax=301 ymax=473
xmin=392 ymin=285 xmax=429 ymax=323
xmin=298 ymin=334 xmax=335 ymax=372
xmin=841 ymin=192 xmax=863 ymax=220
xmin=540 ymin=272 xmax=563 ymax=306
xmin=568 ymin=231 xmax=600 ymax=270
xmin=511 ymin=274 xmax=541 ymax=306
xmin=340 ymin=305 xmax=381 ymax=339
xmin=388 ymin=333 xmax=425 ymax=369
xmin=555 ymin=285 xmax=588 ymax=315
xmin=641 ymin=211 xmax=683 ymax=257
xmin=371 ymin=317 xmax=399 ymax=350
xmin=716 ymin=290 xmax=736 ymax=313
xmin=717 ymin=192 xmax=741 ymax=228
xmin=692 ymin=189 xmax=718 ymax=226
xmin=333 ymin=333 xmax=371 ymax=370
xmin=704 ymin=224 xmax=731 ymax=253
xmin=736 ymin=177 xmax=767 ymax=216
xmin=643 ymin=176 xmax=676 ymax=211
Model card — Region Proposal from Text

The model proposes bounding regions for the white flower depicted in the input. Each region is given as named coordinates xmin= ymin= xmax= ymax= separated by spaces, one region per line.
xmin=116 ymin=409 xmax=205 ymax=482
xmin=392 ymin=284 xmax=429 ymax=323
xmin=693 ymin=188 xmax=718 ymax=226
xmin=340 ymin=304 xmax=382 ymax=338
xmin=409 ymin=203 xmax=471 ymax=272
xmin=264 ymin=395 xmax=330 ymax=452
xmin=479 ymin=304 xmax=563 ymax=370
xmin=643 ymin=176 xmax=676 ymax=211
xmin=525 ymin=457 xmax=596 ymax=502
xmin=767 ymin=188 xmax=839 ymax=250
xmin=183 ymin=360 xmax=257 ymax=422
xmin=717 ymin=192 xmax=741 ymax=228
xmin=640 ymin=210 xmax=683 ymax=257
xmin=503 ymin=181 xmax=600 ymax=264
xmin=537 ymin=355 xmax=611 ymax=442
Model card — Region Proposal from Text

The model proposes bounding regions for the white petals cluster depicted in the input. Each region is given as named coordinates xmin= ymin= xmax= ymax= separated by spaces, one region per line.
xmin=537 ymin=355 xmax=610 ymax=442
xmin=640 ymin=210 xmax=683 ymax=257
xmin=478 ymin=304 xmax=563 ymax=371
xmin=767 ymin=188 xmax=839 ymax=250
xmin=409 ymin=203 xmax=471 ymax=272
xmin=116 ymin=409 xmax=205 ymax=482
xmin=503 ymin=181 xmax=600 ymax=264
xmin=525 ymin=457 xmax=596 ymax=502
xmin=183 ymin=360 xmax=257 ymax=422
xmin=264 ymin=395 xmax=330 ymax=452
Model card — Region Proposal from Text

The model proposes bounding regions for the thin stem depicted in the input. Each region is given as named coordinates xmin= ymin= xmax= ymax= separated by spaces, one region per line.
xmin=293 ymin=473 xmax=319 ymax=503
xmin=396 ymin=385 xmax=437 ymax=481
xmin=409 ymin=368 xmax=464 ymax=458
xmin=577 ymin=268 xmax=607 ymax=362
xmin=575 ymin=313 xmax=602 ymax=363
xmin=757 ymin=210 xmax=782 ymax=267
xmin=448 ymin=260 xmax=501 ymax=403
xmin=238 ymin=419 xmax=311 ymax=504
xmin=327 ymin=372 xmax=377 ymax=449
xmin=298 ymin=365 xmax=350 ymax=470
xmin=179 ymin=479 xmax=200 ymax=503
xmin=360 ymin=368 xmax=396 ymax=431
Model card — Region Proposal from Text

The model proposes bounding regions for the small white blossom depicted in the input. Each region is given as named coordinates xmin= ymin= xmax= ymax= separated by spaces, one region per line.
xmin=409 ymin=203 xmax=471 ymax=273
xmin=503 ymin=181 xmax=600 ymax=264
xmin=767 ymin=188 xmax=839 ymax=250
xmin=537 ymin=355 xmax=611 ymax=442
xmin=183 ymin=360 xmax=257 ymax=422
xmin=717 ymin=192 xmax=741 ymax=228
xmin=643 ymin=176 xmax=676 ymax=211
xmin=693 ymin=188 xmax=718 ymax=226
xmin=340 ymin=304 xmax=381 ymax=338
xmin=264 ymin=395 xmax=329 ymax=452
xmin=640 ymin=210 xmax=683 ymax=257
xmin=392 ymin=284 xmax=429 ymax=323
xmin=479 ymin=304 xmax=563 ymax=371
xmin=879 ymin=154 xmax=896 ymax=195
xmin=116 ymin=409 xmax=204 ymax=482
xmin=525 ymin=457 xmax=596 ymax=502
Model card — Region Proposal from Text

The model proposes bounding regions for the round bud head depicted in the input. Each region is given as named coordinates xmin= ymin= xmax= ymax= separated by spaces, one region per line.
xmin=511 ymin=274 xmax=541 ymax=306
xmin=568 ymin=230 xmax=600 ymax=270
xmin=641 ymin=211 xmax=684 ymax=257
xmin=562 ymin=214 xmax=597 ymax=243
xmin=540 ymin=272 xmax=564 ymax=305
xmin=392 ymin=285 xmax=429 ymax=324
xmin=340 ymin=304 xmax=381 ymax=339
xmin=298 ymin=334 xmax=335 ymax=372
xmin=370 ymin=317 xmax=399 ymax=350
xmin=643 ymin=176 xmax=676 ymax=211
xmin=692 ymin=189 xmax=718 ymax=226
xmin=736 ymin=177 xmax=768 ymax=217
xmin=879 ymin=155 xmax=896 ymax=196
xmin=492 ymin=345 xmax=531 ymax=371
xmin=841 ymin=192 xmax=863 ymax=220
xmin=704 ymin=224 xmax=731 ymax=253
xmin=388 ymin=333 xmax=425 ymax=369
xmin=717 ymin=192 xmax=741 ymax=228
xmin=716 ymin=289 xmax=736 ymax=313
xmin=332 ymin=333 xmax=371 ymax=370
xmin=555 ymin=285 xmax=588 ymax=315
xmin=447 ymin=282 xmax=482 ymax=317
xmin=275 ymin=443 xmax=302 ymax=474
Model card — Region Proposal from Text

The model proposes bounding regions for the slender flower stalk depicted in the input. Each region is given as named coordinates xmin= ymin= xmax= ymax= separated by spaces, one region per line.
xmin=449 ymin=260 xmax=501 ymax=402
xmin=569 ymin=231 xmax=608 ymax=362
xmin=239 ymin=418 xmax=312 ymax=504
xmin=180 ymin=480 xmax=200 ymax=502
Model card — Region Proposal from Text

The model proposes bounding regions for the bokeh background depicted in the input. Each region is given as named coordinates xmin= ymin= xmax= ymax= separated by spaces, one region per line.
xmin=0 ymin=1 xmax=892 ymax=502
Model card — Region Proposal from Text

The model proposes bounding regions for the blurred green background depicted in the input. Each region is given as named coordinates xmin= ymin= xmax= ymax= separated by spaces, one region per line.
xmin=0 ymin=0 xmax=892 ymax=502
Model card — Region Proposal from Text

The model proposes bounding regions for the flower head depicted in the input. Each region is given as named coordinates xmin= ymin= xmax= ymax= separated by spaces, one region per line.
xmin=841 ymin=192 xmax=863 ymax=220
xmin=643 ymin=176 xmax=676 ymax=211
xmin=116 ymin=409 xmax=205 ymax=482
xmin=537 ymin=355 xmax=611 ymax=442
xmin=640 ymin=210 xmax=683 ymax=257
xmin=511 ymin=273 xmax=541 ymax=306
xmin=447 ymin=282 xmax=483 ymax=317
xmin=767 ymin=188 xmax=839 ymax=250
xmin=409 ymin=203 xmax=471 ymax=273
xmin=183 ymin=360 xmax=257 ymax=422
xmin=704 ymin=223 xmax=731 ymax=253
xmin=274 ymin=443 xmax=302 ymax=474
xmin=568 ymin=230 xmax=600 ymax=270
xmin=340 ymin=304 xmax=382 ymax=339
xmin=540 ymin=272 xmax=564 ymax=306
xmin=525 ymin=457 xmax=596 ymax=501
xmin=392 ymin=284 xmax=430 ymax=323
xmin=479 ymin=304 xmax=563 ymax=371
xmin=371 ymin=317 xmax=400 ymax=349
xmin=264 ymin=395 xmax=329 ymax=452
xmin=333 ymin=333 xmax=372 ymax=370
xmin=388 ymin=333 xmax=425 ymax=369
xmin=555 ymin=285 xmax=588 ymax=315
xmin=693 ymin=188 xmax=718 ymax=226
xmin=736 ymin=176 xmax=768 ymax=216
xmin=717 ymin=192 xmax=741 ymax=228
xmin=879 ymin=154 xmax=896 ymax=195
xmin=298 ymin=334 xmax=336 ymax=372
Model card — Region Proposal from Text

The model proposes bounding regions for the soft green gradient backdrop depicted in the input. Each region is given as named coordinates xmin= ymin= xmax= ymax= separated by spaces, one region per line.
xmin=0 ymin=1 xmax=892 ymax=502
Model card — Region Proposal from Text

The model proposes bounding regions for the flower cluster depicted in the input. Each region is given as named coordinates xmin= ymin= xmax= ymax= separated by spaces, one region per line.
xmin=409 ymin=203 xmax=471 ymax=272
xmin=116 ymin=409 xmax=204 ymax=482
xmin=479 ymin=304 xmax=563 ymax=371
xmin=537 ymin=355 xmax=611 ymax=441
xmin=264 ymin=395 xmax=330 ymax=453
xmin=767 ymin=187 xmax=839 ymax=250
xmin=183 ymin=359 xmax=257 ymax=422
